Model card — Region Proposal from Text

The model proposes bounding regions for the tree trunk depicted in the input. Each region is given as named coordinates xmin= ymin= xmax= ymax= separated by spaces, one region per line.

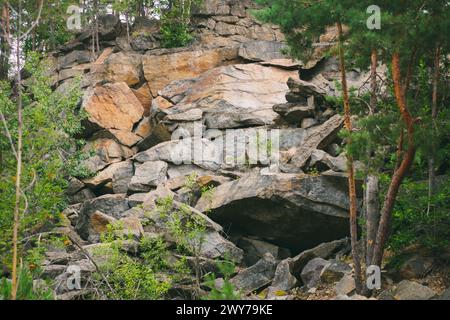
xmin=337 ymin=21 xmax=363 ymax=294
xmin=365 ymin=175 xmax=380 ymax=266
xmin=427 ymin=46 xmax=440 ymax=215
xmin=11 ymin=1 xmax=24 ymax=301
xmin=0 ymin=2 xmax=10 ymax=80
xmin=365 ymin=49 xmax=380 ymax=267
xmin=371 ymin=52 xmax=416 ymax=268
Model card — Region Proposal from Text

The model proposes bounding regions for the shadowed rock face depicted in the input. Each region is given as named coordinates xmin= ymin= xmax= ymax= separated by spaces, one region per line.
xmin=196 ymin=173 xmax=356 ymax=254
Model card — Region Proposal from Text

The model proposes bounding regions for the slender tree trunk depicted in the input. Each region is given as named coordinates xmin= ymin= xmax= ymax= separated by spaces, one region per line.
xmin=365 ymin=49 xmax=380 ymax=267
xmin=427 ymin=46 xmax=440 ymax=215
xmin=365 ymin=175 xmax=380 ymax=266
xmin=0 ymin=2 xmax=10 ymax=80
xmin=371 ymin=52 xmax=416 ymax=268
xmin=11 ymin=0 xmax=23 ymax=300
xmin=337 ymin=21 xmax=363 ymax=294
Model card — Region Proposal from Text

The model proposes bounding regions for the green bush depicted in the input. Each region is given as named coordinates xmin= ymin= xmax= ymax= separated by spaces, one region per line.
xmin=159 ymin=0 xmax=202 ymax=48
xmin=388 ymin=178 xmax=450 ymax=253
xmin=203 ymin=258 xmax=241 ymax=300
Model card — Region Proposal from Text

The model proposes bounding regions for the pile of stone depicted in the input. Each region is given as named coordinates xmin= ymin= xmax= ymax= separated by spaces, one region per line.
xmin=34 ymin=0 xmax=384 ymax=300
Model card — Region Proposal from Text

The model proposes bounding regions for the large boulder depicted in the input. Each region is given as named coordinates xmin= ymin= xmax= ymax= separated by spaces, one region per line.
xmin=142 ymin=191 xmax=243 ymax=263
xmin=230 ymin=253 xmax=277 ymax=294
xmin=81 ymin=136 xmax=136 ymax=174
xmin=159 ymin=63 xmax=299 ymax=129
xmin=128 ymin=161 xmax=168 ymax=193
xmin=82 ymin=161 xmax=133 ymax=192
xmin=83 ymin=82 xmax=144 ymax=131
xmin=196 ymin=173 xmax=354 ymax=253
xmin=103 ymin=52 xmax=142 ymax=86
xmin=83 ymin=82 xmax=145 ymax=146
xmin=76 ymin=194 xmax=130 ymax=241
xmin=142 ymin=47 xmax=240 ymax=94
xmin=237 ymin=237 xmax=291 ymax=267
xmin=271 ymin=258 xmax=298 ymax=291
xmin=320 ymin=260 xmax=352 ymax=284
xmin=290 ymin=238 xmax=349 ymax=277
xmin=300 ymin=258 xmax=329 ymax=289
xmin=393 ymin=281 xmax=436 ymax=300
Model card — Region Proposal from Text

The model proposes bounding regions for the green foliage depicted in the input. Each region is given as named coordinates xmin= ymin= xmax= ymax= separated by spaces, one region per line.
xmin=167 ymin=203 xmax=207 ymax=256
xmin=159 ymin=0 xmax=202 ymax=48
xmin=0 ymin=52 xmax=84 ymax=270
xmin=203 ymin=258 xmax=241 ymax=300
xmin=94 ymin=240 xmax=171 ymax=300
xmin=388 ymin=179 xmax=450 ymax=252
xmin=0 ymin=267 xmax=53 ymax=300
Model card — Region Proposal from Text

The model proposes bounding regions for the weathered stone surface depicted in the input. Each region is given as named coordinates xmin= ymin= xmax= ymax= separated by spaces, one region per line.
xmin=129 ymin=161 xmax=168 ymax=193
xmin=108 ymin=130 xmax=142 ymax=147
xmin=68 ymin=189 xmax=96 ymax=205
xmin=301 ymin=258 xmax=329 ymax=289
xmin=82 ymin=161 xmax=133 ymax=190
xmin=282 ymin=114 xmax=344 ymax=171
xmin=238 ymin=237 xmax=291 ymax=266
xmin=117 ymin=215 xmax=145 ymax=239
xmin=143 ymin=193 xmax=243 ymax=263
xmin=133 ymin=84 xmax=153 ymax=116
xmin=290 ymin=239 xmax=349 ymax=277
xmin=142 ymin=47 xmax=239 ymax=94
xmin=396 ymin=254 xmax=434 ymax=280
xmin=134 ymin=138 xmax=221 ymax=171
xmin=103 ymin=52 xmax=142 ymax=86
xmin=273 ymin=103 xmax=315 ymax=124
xmin=112 ymin=161 xmax=134 ymax=194
xmin=166 ymin=63 xmax=299 ymax=128
xmin=230 ymin=253 xmax=277 ymax=294
xmin=301 ymin=118 xmax=319 ymax=129
xmin=335 ymin=274 xmax=356 ymax=296
xmin=58 ymin=50 xmax=92 ymax=69
xmin=286 ymin=77 xmax=326 ymax=102
xmin=271 ymin=259 xmax=298 ymax=291
xmin=238 ymin=41 xmax=287 ymax=62
xmin=83 ymin=82 xmax=145 ymax=134
xmin=76 ymin=194 xmax=130 ymax=240
xmin=81 ymin=137 xmax=136 ymax=173
xmin=439 ymin=287 xmax=450 ymax=300
xmin=320 ymin=260 xmax=351 ymax=284
xmin=394 ymin=281 xmax=436 ymax=300
xmin=309 ymin=149 xmax=347 ymax=172
xmin=196 ymin=173 xmax=352 ymax=252
xmin=87 ymin=211 xmax=117 ymax=242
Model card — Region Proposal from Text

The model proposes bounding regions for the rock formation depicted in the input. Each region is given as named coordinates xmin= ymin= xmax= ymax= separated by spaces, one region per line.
xmin=39 ymin=0 xmax=380 ymax=300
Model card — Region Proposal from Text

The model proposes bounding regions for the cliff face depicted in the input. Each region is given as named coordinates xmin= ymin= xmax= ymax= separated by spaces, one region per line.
xmin=41 ymin=0 xmax=374 ymax=300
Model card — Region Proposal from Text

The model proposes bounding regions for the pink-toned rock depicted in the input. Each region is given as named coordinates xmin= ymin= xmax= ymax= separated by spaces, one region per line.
xmin=103 ymin=52 xmax=142 ymax=86
xmin=170 ymin=63 xmax=299 ymax=128
xmin=132 ymin=83 xmax=153 ymax=116
xmin=142 ymin=47 xmax=239 ymax=94
xmin=83 ymin=82 xmax=145 ymax=144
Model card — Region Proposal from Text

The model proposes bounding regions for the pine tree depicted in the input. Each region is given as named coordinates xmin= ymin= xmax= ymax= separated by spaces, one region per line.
xmin=255 ymin=0 xmax=450 ymax=294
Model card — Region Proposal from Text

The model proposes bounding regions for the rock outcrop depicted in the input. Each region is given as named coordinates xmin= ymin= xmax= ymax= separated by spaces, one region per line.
xmin=38 ymin=0 xmax=375 ymax=300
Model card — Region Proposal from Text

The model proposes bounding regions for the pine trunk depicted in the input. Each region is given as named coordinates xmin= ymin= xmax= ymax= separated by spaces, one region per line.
xmin=371 ymin=52 xmax=416 ymax=268
xmin=11 ymin=2 xmax=23 ymax=300
xmin=337 ymin=21 xmax=363 ymax=294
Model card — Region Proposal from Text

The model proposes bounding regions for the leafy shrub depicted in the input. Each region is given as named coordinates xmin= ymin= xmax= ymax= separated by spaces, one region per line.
xmin=203 ymin=258 xmax=241 ymax=300
xmin=388 ymin=178 xmax=450 ymax=253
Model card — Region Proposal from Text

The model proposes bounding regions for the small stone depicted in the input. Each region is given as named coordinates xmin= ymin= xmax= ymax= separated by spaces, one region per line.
xmin=394 ymin=280 xmax=436 ymax=300
xmin=335 ymin=274 xmax=356 ymax=295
